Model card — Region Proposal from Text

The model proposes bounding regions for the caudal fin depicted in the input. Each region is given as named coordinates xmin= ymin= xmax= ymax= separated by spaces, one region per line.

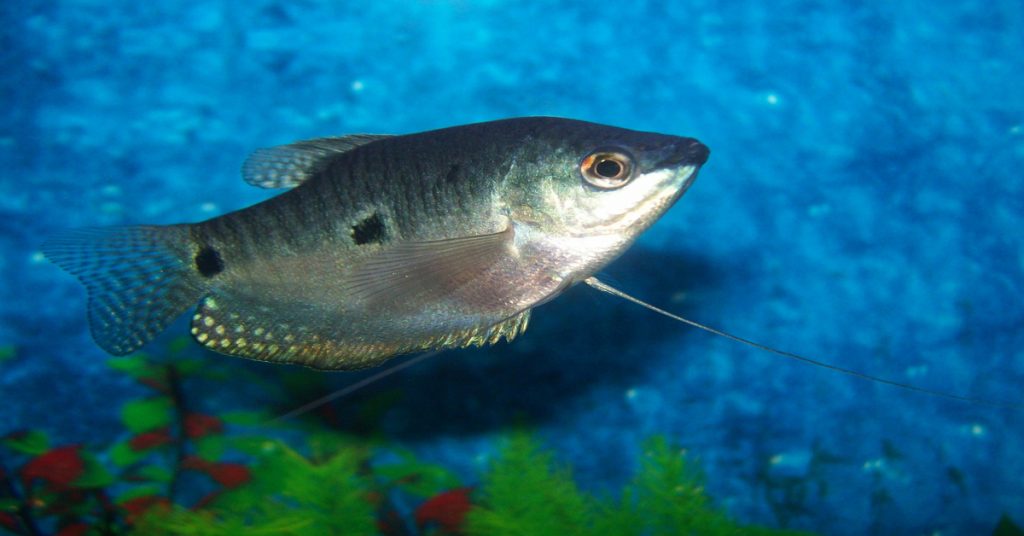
xmin=43 ymin=225 xmax=205 ymax=355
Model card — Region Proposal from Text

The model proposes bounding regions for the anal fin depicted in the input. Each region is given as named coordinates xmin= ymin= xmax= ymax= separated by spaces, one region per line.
xmin=190 ymin=296 xmax=532 ymax=370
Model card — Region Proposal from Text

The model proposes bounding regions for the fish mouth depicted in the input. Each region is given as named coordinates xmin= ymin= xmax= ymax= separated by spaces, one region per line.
xmin=651 ymin=163 xmax=700 ymax=212
xmin=650 ymin=138 xmax=708 ymax=209
xmin=586 ymin=163 xmax=698 ymax=237
xmin=656 ymin=138 xmax=710 ymax=169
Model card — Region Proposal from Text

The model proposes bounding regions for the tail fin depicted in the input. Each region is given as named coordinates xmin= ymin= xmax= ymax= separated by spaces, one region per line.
xmin=43 ymin=225 xmax=205 ymax=355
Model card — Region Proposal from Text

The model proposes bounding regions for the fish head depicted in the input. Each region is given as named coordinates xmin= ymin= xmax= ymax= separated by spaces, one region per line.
xmin=502 ymin=118 xmax=709 ymax=275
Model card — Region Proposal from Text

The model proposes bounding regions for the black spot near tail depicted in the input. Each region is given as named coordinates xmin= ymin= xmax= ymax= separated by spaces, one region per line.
xmin=194 ymin=246 xmax=224 ymax=277
xmin=352 ymin=212 xmax=387 ymax=245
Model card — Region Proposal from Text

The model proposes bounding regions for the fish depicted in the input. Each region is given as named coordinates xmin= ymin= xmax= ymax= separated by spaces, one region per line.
xmin=44 ymin=117 xmax=709 ymax=370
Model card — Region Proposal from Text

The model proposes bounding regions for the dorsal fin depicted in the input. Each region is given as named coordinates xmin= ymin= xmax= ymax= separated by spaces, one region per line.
xmin=242 ymin=134 xmax=392 ymax=189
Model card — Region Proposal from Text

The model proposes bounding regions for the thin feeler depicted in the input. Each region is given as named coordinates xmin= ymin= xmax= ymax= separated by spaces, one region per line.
xmin=268 ymin=350 xmax=443 ymax=424
xmin=584 ymin=276 xmax=1021 ymax=411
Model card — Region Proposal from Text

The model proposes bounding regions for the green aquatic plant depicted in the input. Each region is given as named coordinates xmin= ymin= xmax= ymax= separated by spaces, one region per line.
xmin=131 ymin=427 xmax=470 ymax=535
xmin=26 ymin=346 xmax=1022 ymax=535
xmin=995 ymin=515 xmax=1024 ymax=536
xmin=626 ymin=436 xmax=735 ymax=535
xmin=1 ymin=345 xmax=816 ymax=536
xmin=0 ymin=345 xmax=15 ymax=364
xmin=0 ymin=346 xmax=256 ymax=535
xmin=466 ymin=432 xmax=814 ymax=536
xmin=0 ymin=428 xmax=116 ymax=535
xmin=133 ymin=437 xmax=375 ymax=535
xmin=0 ymin=345 xmax=467 ymax=535
xmin=104 ymin=352 xmax=255 ymax=516
xmin=466 ymin=431 xmax=594 ymax=535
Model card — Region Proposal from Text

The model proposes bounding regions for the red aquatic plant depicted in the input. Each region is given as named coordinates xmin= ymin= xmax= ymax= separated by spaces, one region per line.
xmin=0 ymin=439 xmax=114 ymax=535
xmin=0 ymin=512 xmax=19 ymax=532
xmin=184 ymin=413 xmax=223 ymax=438
xmin=180 ymin=456 xmax=251 ymax=489
xmin=0 ymin=353 xmax=263 ymax=534
xmin=120 ymin=495 xmax=171 ymax=524
xmin=415 ymin=487 xmax=473 ymax=534
xmin=128 ymin=427 xmax=172 ymax=451
xmin=19 ymin=446 xmax=85 ymax=489
xmin=0 ymin=350 xmax=496 ymax=535
xmin=54 ymin=522 xmax=89 ymax=536
xmin=206 ymin=462 xmax=250 ymax=488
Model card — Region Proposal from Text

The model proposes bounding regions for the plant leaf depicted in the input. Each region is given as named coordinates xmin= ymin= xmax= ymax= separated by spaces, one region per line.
xmin=175 ymin=358 xmax=204 ymax=376
xmin=116 ymin=485 xmax=165 ymax=504
xmin=465 ymin=431 xmax=593 ymax=536
xmin=135 ymin=465 xmax=173 ymax=483
xmin=108 ymin=355 xmax=154 ymax=377
xmin=196 ymin=436 xmax=226 ymax=462
xmin=415 ymin=487 xmax=472 ymax=533
xmin=207 ymin=463 xmax=251 ymax=489
xmin=226 ymin=436 xmax=276 ymax=456
xmin=2 ymin=430 xmax=49 ymax=455
xmin=74 ymin=452 xmax=115 ymax=488
xmin=20 ymin=446 xmax=85 ymax=488
xmin=184 ymin=414 xmax=224 ymax=438
xmin=129 ymin=428 xmax=173 ymax=452
xmin=376 ymin=451 xmax=462 ymax=497
xmin=995 ymin=515 xmax=1024 ymax=536
xmin=122 ymin=397 xmax=173 ymax=433
xmin=221 ymin=411 xmax=270 ymax=426
xmin=167 ymin=336 xmax=192 ymax=356
xmin=111 ymin=440 xmax=149 ymax=467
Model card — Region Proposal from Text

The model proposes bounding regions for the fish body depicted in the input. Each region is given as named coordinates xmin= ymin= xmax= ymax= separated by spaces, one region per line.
xmin=45 ymin=117 xmax=709 ymax=369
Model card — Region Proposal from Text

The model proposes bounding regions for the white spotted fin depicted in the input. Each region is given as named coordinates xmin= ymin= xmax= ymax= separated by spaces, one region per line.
xmin=189 ymin=296 xmax=530 ymax=371
xmin=42 ymin=226 xmax=205 ymax=355
xmin=242 ymin=134 xmax=391 ymax=188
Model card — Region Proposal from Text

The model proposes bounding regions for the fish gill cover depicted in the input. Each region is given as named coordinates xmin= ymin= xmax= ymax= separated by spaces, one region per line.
xmin=2 ymin=1 xmax=1023 ymax=535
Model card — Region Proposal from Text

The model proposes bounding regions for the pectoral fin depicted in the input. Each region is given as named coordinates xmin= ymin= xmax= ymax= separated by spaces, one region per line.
xmin=189 ymin=225 xmax=529 ymax=369
xmin=341 ymin=225 xmax=516 ymax=309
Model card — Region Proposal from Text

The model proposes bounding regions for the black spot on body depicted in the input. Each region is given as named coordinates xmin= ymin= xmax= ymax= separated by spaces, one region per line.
xmin=445 ymin=164 xmax=461 ymax=183
xmin=195 ymin=247 xmax=224 ymax=277
xmin=352 ymin=212 xmax=387 ymax=245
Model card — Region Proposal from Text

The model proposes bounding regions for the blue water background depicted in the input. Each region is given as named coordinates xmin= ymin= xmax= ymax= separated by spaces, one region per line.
xmin=3 ymin=1 xmax=1023 ymax=534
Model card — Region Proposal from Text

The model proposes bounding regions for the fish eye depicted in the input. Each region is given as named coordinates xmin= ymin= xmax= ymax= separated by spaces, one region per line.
xmin=580 ymin=149 xmax=634 ymax=189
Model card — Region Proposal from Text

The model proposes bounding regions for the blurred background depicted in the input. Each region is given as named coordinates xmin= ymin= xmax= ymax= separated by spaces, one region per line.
xmin=2 ymin=1 xmax=1022 ymax=534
